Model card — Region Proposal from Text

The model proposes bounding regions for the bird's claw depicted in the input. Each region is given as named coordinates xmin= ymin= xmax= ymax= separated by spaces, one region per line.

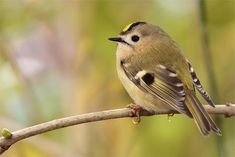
xmin=127 ymin=104 xmax=142 ymax=124
xmin=167 ymin=113 xmax=174 ymax=122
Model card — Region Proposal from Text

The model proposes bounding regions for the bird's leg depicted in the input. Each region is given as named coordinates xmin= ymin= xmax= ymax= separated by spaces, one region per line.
xmin=127 ymin=103 xmax=142 ymax=124
xmin=167 ymin=112 xmax=174 ymax=122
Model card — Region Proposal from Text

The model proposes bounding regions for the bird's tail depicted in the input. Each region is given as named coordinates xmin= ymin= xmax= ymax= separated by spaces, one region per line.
xmin=185 ymin=92 xmax=222 ymax=136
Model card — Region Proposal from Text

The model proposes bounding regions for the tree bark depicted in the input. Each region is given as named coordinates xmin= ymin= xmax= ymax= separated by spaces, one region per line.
xmin=0 ymin=104 xmax=234 ymax=154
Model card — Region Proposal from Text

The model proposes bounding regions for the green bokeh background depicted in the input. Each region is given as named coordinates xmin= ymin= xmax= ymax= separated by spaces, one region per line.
xmin=0 ymin=0 xmax=234 ymax=157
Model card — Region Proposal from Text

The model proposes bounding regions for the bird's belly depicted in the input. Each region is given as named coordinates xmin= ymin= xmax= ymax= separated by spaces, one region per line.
xmin=117 ymin=65 xmax=173 ymax=113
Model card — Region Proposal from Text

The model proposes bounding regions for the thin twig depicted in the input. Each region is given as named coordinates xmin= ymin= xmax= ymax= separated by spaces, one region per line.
xmin=0 ymin=104 xmax=235 ymax=155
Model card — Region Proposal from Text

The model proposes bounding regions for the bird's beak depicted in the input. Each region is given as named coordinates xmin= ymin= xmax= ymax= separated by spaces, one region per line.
xmin=108 ymin=37 xmax=131 ymax=46
xmin=108 ymin=37 xmax=124 ymax=43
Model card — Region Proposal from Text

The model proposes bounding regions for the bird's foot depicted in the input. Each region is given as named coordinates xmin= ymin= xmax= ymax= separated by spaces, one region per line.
xmin=127 ymin=104 xmax=142 ymax=124
xmin=167 ymin=112 xmax=174 ymax=122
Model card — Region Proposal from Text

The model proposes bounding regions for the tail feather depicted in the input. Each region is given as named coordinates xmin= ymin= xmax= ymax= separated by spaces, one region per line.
xmin=185 ymin=93 xmax=221 ymax=136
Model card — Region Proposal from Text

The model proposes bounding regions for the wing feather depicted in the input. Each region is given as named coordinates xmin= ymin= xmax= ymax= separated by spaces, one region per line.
xmin=121 ymin=61 xmax=191 ymax=117
xmin=187 ymin=61 xmax=215 ymax=107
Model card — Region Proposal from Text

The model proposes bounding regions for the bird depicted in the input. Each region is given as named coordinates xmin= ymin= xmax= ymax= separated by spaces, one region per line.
xmin=109 ymin=21 xmax=221 ymax=136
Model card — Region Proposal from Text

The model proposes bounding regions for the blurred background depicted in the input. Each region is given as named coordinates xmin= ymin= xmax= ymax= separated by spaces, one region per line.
xmin=0 ymin=0 xmax=234 ymax=156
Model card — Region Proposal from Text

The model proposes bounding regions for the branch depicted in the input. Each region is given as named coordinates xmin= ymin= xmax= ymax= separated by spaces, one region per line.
xmin=0 ymin=104 xmax=234 ymax=154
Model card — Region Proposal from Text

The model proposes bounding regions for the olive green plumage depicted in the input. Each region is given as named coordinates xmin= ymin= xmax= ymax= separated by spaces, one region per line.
xmin=109 ymin=22 xmax=221 ymax=136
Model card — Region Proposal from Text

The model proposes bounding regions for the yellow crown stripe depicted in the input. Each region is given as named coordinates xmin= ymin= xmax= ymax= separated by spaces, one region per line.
xmin=122 ymin=23 xmax=134 ymax=32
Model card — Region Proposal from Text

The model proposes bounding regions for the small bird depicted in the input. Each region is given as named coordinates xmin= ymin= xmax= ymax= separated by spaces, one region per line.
xmin=109 ymin=22 xmax=221 ymax=136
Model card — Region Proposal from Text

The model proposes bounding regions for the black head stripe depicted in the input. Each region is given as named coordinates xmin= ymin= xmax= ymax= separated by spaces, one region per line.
xmin=120 ymin=22 xmax=146 ymax=35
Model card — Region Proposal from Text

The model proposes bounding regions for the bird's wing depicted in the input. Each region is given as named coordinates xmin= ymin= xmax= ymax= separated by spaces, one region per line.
xmin=121 ymin=61 xmax=192 ymax=117
xmin=186 ymin=61 xmax=215 ymax=107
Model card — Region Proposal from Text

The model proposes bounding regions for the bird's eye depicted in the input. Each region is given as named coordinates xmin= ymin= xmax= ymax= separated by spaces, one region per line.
xmin=131 ymin=35 xmax=139 ymax=42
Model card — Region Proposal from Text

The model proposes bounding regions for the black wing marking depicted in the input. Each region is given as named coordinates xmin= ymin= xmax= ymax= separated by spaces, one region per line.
xmin=121 ymin=61 xmax=191 ymax=117
xmin=187 ymin=61 xmax=215 ymax=107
